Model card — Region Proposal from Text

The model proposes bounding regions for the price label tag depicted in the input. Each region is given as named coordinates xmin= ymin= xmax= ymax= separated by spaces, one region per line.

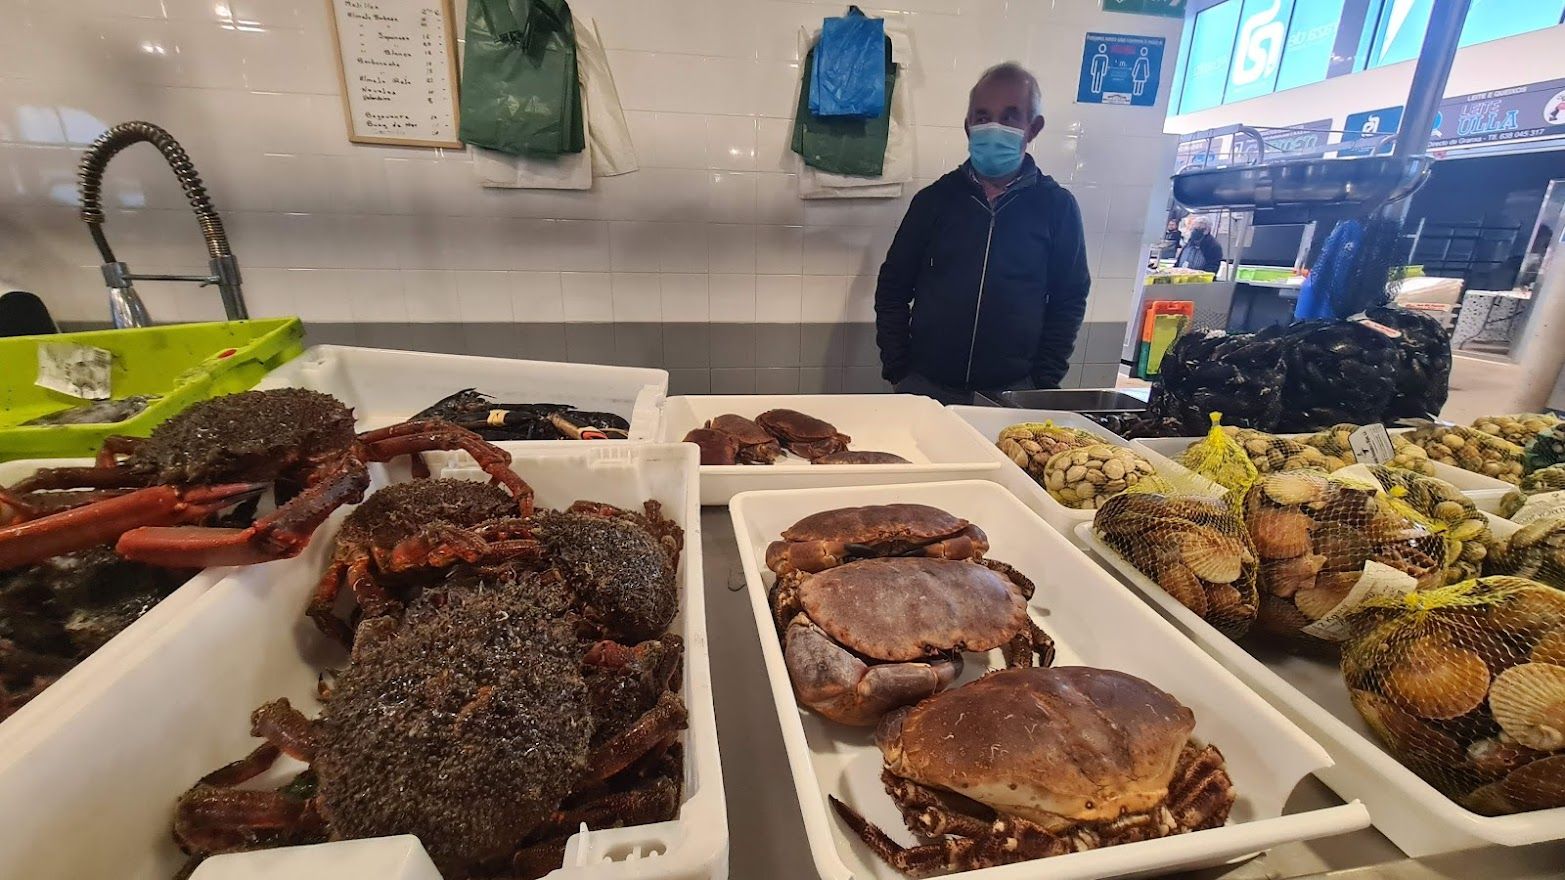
xmin=1301 ymin=560 xmax=1419 ymax=642
xmin=1512 ymin=490 xmax=1565 ymax=526
xmin=36 ymin=342 xmax=112 ymax=400
xmin=1350 ymin=424 xmax=1396 ymax=465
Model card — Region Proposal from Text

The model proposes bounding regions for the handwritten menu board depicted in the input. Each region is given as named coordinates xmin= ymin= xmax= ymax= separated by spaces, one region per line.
xmin=326 ymin=0 xmax=461 ymax=148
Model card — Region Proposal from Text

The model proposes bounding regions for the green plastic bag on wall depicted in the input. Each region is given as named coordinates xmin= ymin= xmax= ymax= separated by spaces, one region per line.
xmin=791 ymin=36 xmax=896 ymax=177
xmin=459 ymin=0 xmax=585 ymax=157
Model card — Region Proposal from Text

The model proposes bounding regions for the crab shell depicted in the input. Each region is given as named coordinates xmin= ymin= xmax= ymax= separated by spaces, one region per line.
xmin=682 ymin=427 xmax=740 ymax=465
xmin=764 ymin=503 xmax=987 ymax=575
xmin=876 ymin=666 xmax=1195 ymax=831
xmin=705 ymin=414 xmax=782 ymax=463
xmin=755 ymin=409 xmax=851 ymax=459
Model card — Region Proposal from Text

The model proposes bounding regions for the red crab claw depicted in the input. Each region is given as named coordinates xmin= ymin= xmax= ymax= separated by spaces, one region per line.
xmin=0 ymin=483 xmax=263 ymax=571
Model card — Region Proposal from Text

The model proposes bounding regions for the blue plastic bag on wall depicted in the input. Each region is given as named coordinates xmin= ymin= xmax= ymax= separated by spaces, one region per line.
xmin=809 ymin=6 xmax=886 ymax=118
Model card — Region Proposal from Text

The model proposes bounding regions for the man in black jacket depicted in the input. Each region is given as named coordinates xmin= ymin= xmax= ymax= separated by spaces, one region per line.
xmin=1175 ymin=215 xmax=1223 ymax=271
xmin=875 ymin=62 xmax=1092 ymax=405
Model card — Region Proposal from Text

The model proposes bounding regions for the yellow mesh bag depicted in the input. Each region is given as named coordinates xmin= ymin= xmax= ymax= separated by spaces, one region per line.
xmin=1094 ymin=492 xmax=1260 ymax=638
xmin=1177 ymin=414 xmax=1263 ymax=499
xmin=1245 ymin=469 xmax=1446 ymax=647
xmin=1040 ymin=442 xmax=1157 ymax=510
xmin=1406 ymin=425 xmax=1526 ymax=485
xmin=1471 ymin=413 xmax=1561 ymax=449
xmin=1488 ymin=519 xmax=1565 ymax=591
xmin=1183 ymin=424 xmax=1332 ymax=476
xmin=1300 ymin=424 xmax=1437 ymax=476
xmin=996 ymin=422 xmax=1100 ymax=484
xmin=1366 ymin=465 xmax=1493 ymax=583
xmin=1341 ymin=577 xmax=1565 ymax=814
xmin=1500 ymin=466 xmax=1565 ymax=518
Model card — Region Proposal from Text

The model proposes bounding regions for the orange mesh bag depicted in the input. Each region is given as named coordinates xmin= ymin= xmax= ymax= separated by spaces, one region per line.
xmin=1341 ymin=577 xmax=1565 ymax=815
xmin=1245 ymin=470 xmax=1446 ymax=647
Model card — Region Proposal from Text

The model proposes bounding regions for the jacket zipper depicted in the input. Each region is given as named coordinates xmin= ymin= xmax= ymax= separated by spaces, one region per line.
xmin=964 ymin=194 xmax=1003 ymax=387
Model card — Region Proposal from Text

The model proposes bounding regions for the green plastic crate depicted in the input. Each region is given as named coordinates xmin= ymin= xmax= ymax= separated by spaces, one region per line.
xmin=0 ymin=318 xmax=304 ymax=462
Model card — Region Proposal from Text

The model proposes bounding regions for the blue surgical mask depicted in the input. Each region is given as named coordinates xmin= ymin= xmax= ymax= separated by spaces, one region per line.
xmin=968 ymin=122 xmax=1027 ymax=179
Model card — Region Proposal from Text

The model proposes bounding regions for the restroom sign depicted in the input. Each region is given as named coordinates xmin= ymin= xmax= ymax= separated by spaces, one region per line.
xmin=1077 ymin=32 xmax=1165 ymax=107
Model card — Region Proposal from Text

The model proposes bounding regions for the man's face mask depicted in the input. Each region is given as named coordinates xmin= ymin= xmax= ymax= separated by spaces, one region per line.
xmin=968 ymin=122 xmax=1027 ymax=179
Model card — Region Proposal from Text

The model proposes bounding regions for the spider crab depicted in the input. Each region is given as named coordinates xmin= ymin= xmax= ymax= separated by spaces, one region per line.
xmin=764 ymin=503 xmax=989 ymax=576
xmin=307 ymin=479 xmax=681 ymax=647
xmin=172 ymin=589 xmax=685 ymax=879
xmin=0 ymin=389 xmax=530 ymax=571
xmin=832 ymin=666 xmax=1237 ymax=876
xmin=770 ymin=556 xmax=1051 ymax=725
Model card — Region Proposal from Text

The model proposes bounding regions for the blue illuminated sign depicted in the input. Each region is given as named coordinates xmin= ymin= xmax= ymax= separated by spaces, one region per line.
xmin=1181 ymin=1 xmax=1242 ymax=113
xmin=1225 ymin=0 xmax=1293 ymax=103
xmin=1367 ymin=0 xmax=1433 ymax=69
xmin=1077 ymin=32 xmax=1166 ymax=107
xmin=1459 ymin=0 xmax=1565 ymax=47
xmin=1275 ymin=0 xmax=1347 ymax=91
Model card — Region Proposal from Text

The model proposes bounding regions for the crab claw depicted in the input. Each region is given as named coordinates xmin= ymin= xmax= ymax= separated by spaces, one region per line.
xmin=0 ymin=483 xmax=263 ymax=571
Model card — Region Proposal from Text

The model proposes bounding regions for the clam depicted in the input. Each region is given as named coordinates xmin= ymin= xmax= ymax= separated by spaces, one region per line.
xmin=1488 ymin=662 xmax=1565 ymax=751
xmin=1177 ymin=529 xmax=1245 ymax=584
xmin=1381 ymin=636 xmax=1492 ymax=720
xmin=1501 ymin=754 xmax=1565 ymax=811
xmin=1262 ymin=472 xmax=1327 ymax=506
xmin=1249 ymin=508 xmax=1315 ymax=560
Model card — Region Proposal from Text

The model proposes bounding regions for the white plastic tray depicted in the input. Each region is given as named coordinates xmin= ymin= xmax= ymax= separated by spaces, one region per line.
xmin=946 ymin=406 xmax=1202 ymax=544
xmin=0 ymin=444 xmax=727 ymax=880
xmin=730 ymin=481 xmax=1368 ymax=880
xmin=1136 ymin=433 xmax=1513 ymax=513
xmin=0 ymin=458 xmax=228 ymax=743
xmin=659 ymin=395 xmax=1003 ymax=505
xmin=257 ymin=344 xmax=667 ymax=440
xmin=1074 ymin=519 xmax=1565 ymax=858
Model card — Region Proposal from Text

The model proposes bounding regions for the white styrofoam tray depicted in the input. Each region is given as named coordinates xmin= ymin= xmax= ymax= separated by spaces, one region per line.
xmin=1136 ymin=433 xmax=1513 ymax=513
xmin=1074 ymin=518 xmax=1564 ymax=858
xmin=0 ymin=458 xmax=228 ymax=744
xmin=0 ymin=444 xmax=727 ymax=880
xmin=659 ymin=395 xmax=1003 ymax=505
xmin=730 ymin=481 xmax=1368 ymax=880
xmin=946 ymin=406 xmax=1204 ymax=543
xmin=257 ymin=344 xmax=667 ymax=441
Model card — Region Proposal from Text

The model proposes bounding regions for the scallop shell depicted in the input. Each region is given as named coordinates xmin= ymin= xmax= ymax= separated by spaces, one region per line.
xmin=1488 ymin=662 xmax=1565 ymax=751
xmin=1249 ymin=508 xmax=1316 ymax=560
xmin=1501 ymin=754 xmax=1565 ymax=811
xmin=1263 ymin=471 xmax=1327 ymax=506
xmin=1489 ymin=586 xmax=1565 ymax=640
xmin=1350 ymin=688 xmax=1465 ymax=769
xmin=1461 ymin=781 xmax=1517 ymax=816
xmin=1467 ymin=737 xmax=1548 ymax=780
xmin=1157 ymin=560 xmax=1209 ymax=617
xmin=1532 ymin=626 xmax=1565 ymax=666
xmin=1177 ymin=529 xmax=1244 ymax=584
xmin=1256 ymin=592 xmax=1313 ymax=638
xmin=1294 ymin=573 xmax=1357 ymax=620
xmin=1260 ymin=553 xmax=1325 ymax=598
xmin=1381 ymin=637 xmax=1492 ymax=720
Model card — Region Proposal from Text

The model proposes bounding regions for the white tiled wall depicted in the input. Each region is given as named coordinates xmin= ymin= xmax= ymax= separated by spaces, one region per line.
xmin=0 ymin=0 xmax=1181 ymax=327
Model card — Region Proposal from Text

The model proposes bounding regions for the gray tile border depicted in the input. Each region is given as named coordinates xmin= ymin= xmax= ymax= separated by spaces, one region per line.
xmin=613 ymin=323 xmax=663 ymax=368
xmin=842 ymin=366 xmax=891 ymax=394
xmin=753 ymin=323 xmax=802 ymax=367
xmin=462 ymin=323 xmax=521 ymax=358
xmin=798 ymin=366 xmax=838 ymax=394
xmin=844 ymin=322 xmax=881 ymax=367
xmin=800 ymin=323 xmax=849 ymax=367
xmin=662 ymin=323 xmax=712 ymax=369
xmin=667 ymin=368 xmax=711 ymax=395
xmin=755 ymin=367 xmax=801 ymax=394
xmin=709 ymin=324 xmax=757 ymax=368
xmin=564 ymin=323 xmax=615 ymax=364
xmin=709 ymin=367 xmax=757 ymax=393
xmin=517 ymin=323 xmax=568 ymax=361
xmin=1060 ymin=363 xmax=1085 ymax=388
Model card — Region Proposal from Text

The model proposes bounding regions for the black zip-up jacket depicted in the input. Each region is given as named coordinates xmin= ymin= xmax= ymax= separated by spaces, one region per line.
xmin=875 ymin=157 xmax=1092 ymax=390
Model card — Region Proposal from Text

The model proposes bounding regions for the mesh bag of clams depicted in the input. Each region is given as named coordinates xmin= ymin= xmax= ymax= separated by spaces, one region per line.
xmin=1524 ymin=426 xmax=1565 ymax=474
xmin=1182 ymin=424 xmax=1333 ymax=478
xmin=1500 ymin=466 xmax=1565 ymax=519
xmin=1176 ymin=415 xmax=1263 ymax=498
xmin=1472 ymin=413 xmax=1561 ymax=450
xmin=995 ymin=422 xmax=1100 ymax=485
xmin=1487 ymin=519 xmax=1565 ymax=592
xmin=1341 ymin=577 xmax=1565 ymax=815
xmin=1245 ymin=469 xmax=1447 ymax=647
xmin=1361 ymin=464 xmax=1494 ymax=583
xmin=1405 ymin=424 xmax=1526 ymax=485
xmin=1039 ymin=442 xmax=1158 ymax=510
xmin=1300 ymin=424 xmax=1436 ymax=476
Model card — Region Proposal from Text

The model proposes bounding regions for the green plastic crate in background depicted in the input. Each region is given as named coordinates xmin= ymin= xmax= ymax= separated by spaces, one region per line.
xmin=0 ymin=318 xmax=304 ymax=462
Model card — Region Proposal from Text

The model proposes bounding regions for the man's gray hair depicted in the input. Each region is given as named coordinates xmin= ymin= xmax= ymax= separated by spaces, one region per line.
xmin=969 ymin=62 xmax=1045 ymax=120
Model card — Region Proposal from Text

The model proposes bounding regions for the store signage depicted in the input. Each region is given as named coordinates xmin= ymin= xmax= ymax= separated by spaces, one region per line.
xmin=1101 ymin=0 xmax=1188 ymax=18
xmin=1077 ymin=32 xmax=1166 ymax=107
xmin=1225 ymin=0 xmax=1290 ymax=104
xmin=1429 ymin=78 xmax=1565 ymax=148
xmin=1176 ymin=119 xmax=1330 ymax=169
xmin=1338 ymin=105 xmax=1404 ymax=156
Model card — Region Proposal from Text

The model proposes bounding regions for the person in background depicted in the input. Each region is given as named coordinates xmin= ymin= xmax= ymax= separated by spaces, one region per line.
xmin=874 ymin=62 xmax=1091 ymax=406
xmin=1176 ymin=215 xmax=1223 ymax=272
xmin=1160 ymin=217 xmax=1183 ymax=260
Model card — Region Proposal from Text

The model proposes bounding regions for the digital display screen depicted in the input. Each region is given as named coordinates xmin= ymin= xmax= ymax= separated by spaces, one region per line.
xmin=1459 ymin=0 xmax=1565 ymax=47
xmin=1180 ymin=0 xmax=1242 ymax=113
xmin=1275 ymin=0 xmax=1346 ymax=91
xmin=1367 ymin=0 xmax=1433 ymax=69
xmin=1224 ymin=0 xmax=1295 ymax=104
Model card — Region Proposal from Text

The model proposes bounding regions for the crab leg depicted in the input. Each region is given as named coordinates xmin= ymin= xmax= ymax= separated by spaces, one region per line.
xmin=578 ymin=691 xmax=687 ymax=787
xmin=783 ymin=616 xmax=961 ymax=726
xmin=0 ymin=487 xmax=139 ymax=525
xmin=173 ymin=788 xmax=313 ymax=855
xmin=197 ymin=743 xmax=282 ymax=788
xmin=308 ymin=560 xmax=356 ymax=647
xmin=0 ymin=482 xmax=264 ymax=570
xmin=116 ymin=456 xmax=370 ymax=568
xmin=251 ymin=699 xmax=319 ymax=761
xmin=94 ymin=435 xmax=145 ymax=468
xmin=355 ymin=420 xmax=535 ymax=516
xmin=5 ymin=462 xmax=150 ymax=495
xmin=829 ymin=796 xmax=975 ymax=877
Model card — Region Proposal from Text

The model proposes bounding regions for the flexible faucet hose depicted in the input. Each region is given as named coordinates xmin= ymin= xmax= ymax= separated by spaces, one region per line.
xmin=77 ymin=121 xmax=233 ymax=265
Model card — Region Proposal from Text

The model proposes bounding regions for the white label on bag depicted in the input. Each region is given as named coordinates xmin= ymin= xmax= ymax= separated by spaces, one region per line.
xmin=1512 ymin=490 xmax=1565 ymax=526
xmin=1350 ymin=424 xmax=1396 ymax=465
xmin=36 ymin=342 xmax=112 ymax=400
xmin=1300 ymin=560 xmax=1418 ymax=642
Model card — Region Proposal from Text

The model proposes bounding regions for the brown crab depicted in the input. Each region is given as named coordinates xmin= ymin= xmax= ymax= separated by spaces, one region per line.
xmin=688 ymin=414 xmax=781 ymax=465
xmin=0 ymin=389 xmax=531 ymax=571
xmin=172 ymin=589 xmax=685 ymax=879
xmin=811 ymin=451 xmax=911 ymax=465
xmin=765 ymin=504 xmax=988 ymax=576
xmin=756 ymin=408 xmax=850 ymax=460
xmin=832 ymin=666 xmax=1237 ymax=876
xmin=769 ymin=556 xmax=1052 ymax=725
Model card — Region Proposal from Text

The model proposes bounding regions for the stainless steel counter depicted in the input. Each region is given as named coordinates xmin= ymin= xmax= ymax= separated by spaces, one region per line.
xmin=699 ymin=508 xmax=1565 ymax=879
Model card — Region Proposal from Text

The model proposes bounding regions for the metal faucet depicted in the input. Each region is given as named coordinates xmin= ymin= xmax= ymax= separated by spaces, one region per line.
xmin=77 ymin=121 xmax=247 ymax=328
